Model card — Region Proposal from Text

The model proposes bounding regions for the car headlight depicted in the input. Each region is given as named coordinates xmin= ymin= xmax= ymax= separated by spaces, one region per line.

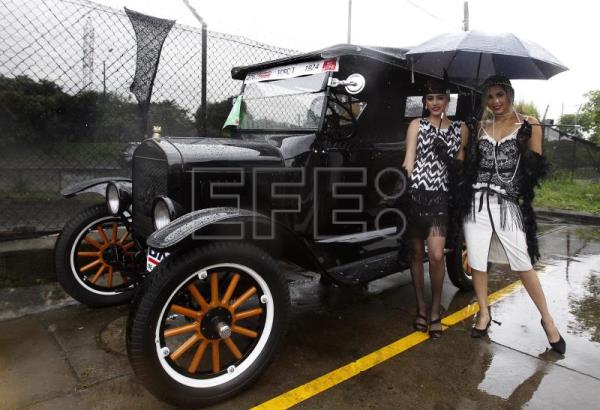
xmin=106 ymin=183 xmax=121 ymax=215
xmin=153 ymin=197 xmax=177 ymax=230
xmin=106 ymin=182 xmax=131 ymax=216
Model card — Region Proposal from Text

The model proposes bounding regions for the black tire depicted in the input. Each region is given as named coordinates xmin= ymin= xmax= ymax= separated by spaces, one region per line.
xmin=445 ymin=227 xmax=474 ymax=291
xmin=127 ymin=242 xmax=290 ymax=408
xmin=55 ymin=204 xmax=141 ymax=307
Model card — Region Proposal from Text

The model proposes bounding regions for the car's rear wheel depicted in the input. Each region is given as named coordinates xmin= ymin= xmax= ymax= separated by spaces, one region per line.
xmin=446 ymin=227 xmax=474 ymax=291
xmin=126 ymin=242 xmax=290 ymax=408
xmin=55 ymin=204 xmax=142 ymax=307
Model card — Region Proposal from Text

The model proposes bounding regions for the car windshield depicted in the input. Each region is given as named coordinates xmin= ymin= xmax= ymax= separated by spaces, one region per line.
xmin=239 ymin=72 xmax=328 ymax=130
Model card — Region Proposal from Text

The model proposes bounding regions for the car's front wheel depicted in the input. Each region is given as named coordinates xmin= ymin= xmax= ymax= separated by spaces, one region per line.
xmin=126 ymin=242 xmax=290 ymax=408
xmin=446 ymin=227 xmax=474 ymax=291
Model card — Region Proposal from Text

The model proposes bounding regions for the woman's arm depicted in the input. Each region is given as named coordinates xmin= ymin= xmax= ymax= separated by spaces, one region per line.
xmin=455 ymin=122 xmax=470 ymax=161
xmin=526 ymin=116 xmax=543 ymax=155
xmin=402 ymin=118 xmax=420 ymax=175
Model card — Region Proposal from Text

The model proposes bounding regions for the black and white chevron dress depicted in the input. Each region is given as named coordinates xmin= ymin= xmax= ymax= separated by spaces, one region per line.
xmin=407 ymin=118 xmax=462 ymax=239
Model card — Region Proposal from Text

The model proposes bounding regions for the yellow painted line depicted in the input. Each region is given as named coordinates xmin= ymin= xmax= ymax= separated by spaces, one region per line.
xmin=252 ymin=279 xmax=524 ymax=410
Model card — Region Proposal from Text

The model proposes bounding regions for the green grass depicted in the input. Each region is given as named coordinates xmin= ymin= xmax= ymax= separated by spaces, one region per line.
xmin=535 ymin=174 xmax=600 ymax=215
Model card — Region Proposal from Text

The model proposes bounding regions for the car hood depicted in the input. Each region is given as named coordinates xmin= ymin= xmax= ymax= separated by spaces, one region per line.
xmin=162 ymin=137 xmax=285 ymax=168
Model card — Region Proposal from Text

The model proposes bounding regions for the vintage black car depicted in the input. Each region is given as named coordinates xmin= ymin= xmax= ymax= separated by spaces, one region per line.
xmin=56 ymin=44 xmax=478 ymax=407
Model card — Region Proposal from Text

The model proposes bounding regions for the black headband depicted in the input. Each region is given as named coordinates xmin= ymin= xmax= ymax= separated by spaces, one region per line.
xmin=423 ymin=79 xmax=450 ymax=95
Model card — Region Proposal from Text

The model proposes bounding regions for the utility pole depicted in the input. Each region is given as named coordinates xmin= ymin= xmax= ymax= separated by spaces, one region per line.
xmin=102 ymin=48 xmax=113 ymax=96
xmin=347 ymin=0 xmax=352 ymax=43
xmin=82 ymin=17 xmax=94 ymax=91
xmin=182 ymin=0 xmax=208 ymax=138
xmin=463 ymin=1 xmax=469 ymax=31
xmin=103 ymin=60 xmax=106 ymax=95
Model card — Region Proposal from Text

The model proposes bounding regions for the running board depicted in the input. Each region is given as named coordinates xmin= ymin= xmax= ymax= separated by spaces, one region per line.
xmin=325 ymin=251 xmax=407 ymax=286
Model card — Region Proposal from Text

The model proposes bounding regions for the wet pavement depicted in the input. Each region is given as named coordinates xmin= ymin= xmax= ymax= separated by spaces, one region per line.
xmin=1 ymin=221 xmax=599 ymax=409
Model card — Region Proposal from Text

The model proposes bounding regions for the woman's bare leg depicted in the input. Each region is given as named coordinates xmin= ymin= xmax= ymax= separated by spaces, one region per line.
xmin=410 ymin=239 xmax=427 ymax=326
xmin=516 ymin=269 xmax=561 ymax=342
xmin=426 ymin=234 xmax=446 ymax=327
xmin=472 ymin=268 xmax=490 ymax=328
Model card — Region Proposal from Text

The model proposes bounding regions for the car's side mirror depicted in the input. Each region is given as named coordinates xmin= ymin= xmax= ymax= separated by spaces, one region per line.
xmin=329 ymin=73 xmax=366 ymax=95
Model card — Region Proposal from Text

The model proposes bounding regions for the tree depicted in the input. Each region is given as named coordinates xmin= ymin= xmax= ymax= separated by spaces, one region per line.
xmin=194 ymin=97 xmax=236 ymax=138
xmin=557 ymin=112 xmax=587 ymax=135
xmin=0 ymin=75 xmax=198 ymax=143
xmin=0 ymin=75 xmax=70 ymax=143
xmin=514 ymin=100 xmax=540 ymax=119
xmin=148 ymin=100 xmax=195 ymax=138
xmin=579 ymin=90 xmax=600 ymax=144
xmin=558 ymin=90 xmax=599 ymax=144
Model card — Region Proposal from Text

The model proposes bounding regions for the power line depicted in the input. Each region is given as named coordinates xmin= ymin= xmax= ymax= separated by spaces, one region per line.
xmin=402 ymin=0 xmax=446 ymax=23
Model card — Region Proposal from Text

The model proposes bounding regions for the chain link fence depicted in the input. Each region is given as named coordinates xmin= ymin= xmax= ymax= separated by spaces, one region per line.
xmin=543 ymin=125 xmax=600 ymax=181
xmin=2 ymin=0 xmax=599 ymax=238
xmin=0 ymin=0 xmax=297 ymax=237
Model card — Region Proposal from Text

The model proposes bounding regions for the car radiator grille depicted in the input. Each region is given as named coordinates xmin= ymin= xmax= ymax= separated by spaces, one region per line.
xmin=132 ymin=156 xmax=168 ymax=242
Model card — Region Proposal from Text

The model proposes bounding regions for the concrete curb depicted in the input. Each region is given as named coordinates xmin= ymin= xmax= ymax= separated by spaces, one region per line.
xmin=0 ymin=235 xmax=57 ymax=287
xmin=535 ymin=208 xmax=600 ymax=225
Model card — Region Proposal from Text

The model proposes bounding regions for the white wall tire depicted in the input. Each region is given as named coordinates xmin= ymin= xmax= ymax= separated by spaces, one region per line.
xmin=126 ymin=242 xmax=290 ymax=408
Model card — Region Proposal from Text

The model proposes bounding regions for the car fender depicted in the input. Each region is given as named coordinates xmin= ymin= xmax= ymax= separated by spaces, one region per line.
xmin=61 ymin=177 xmax=132 ymax=198
xmin=147 ymin=207 xmax=324 ymax=273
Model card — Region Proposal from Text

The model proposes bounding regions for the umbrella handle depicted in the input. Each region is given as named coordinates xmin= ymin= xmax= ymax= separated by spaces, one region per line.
xmin=411 ymin=57 xmax=415 ymax=84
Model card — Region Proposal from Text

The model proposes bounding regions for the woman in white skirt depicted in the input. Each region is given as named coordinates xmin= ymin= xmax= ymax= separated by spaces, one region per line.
xmin=458 ymin=75 xmax=565 ymax=353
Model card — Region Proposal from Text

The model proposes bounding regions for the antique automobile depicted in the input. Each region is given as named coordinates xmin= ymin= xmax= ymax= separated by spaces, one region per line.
xmin=120 ymin=44 xmax=478 ymax=407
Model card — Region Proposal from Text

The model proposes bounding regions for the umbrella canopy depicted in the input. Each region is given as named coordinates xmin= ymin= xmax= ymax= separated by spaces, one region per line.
xmin=406 ymin=30 xmax=568 ymax=85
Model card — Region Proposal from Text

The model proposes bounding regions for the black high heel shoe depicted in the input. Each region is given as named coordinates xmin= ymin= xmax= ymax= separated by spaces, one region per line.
xmin=471 ymin=312 xmax=501 ymax=338
xmin=413 ymin=313 xmax=428 ymax=333
xmin=429 ymin=315 xmax=443 ymax=340
xmin=541 ymin=319 xmax=566 ymax=355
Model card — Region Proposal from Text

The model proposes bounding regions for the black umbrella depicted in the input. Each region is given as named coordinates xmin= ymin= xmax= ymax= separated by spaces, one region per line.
xmin=406 ymin=30 xmax=568 ymax=85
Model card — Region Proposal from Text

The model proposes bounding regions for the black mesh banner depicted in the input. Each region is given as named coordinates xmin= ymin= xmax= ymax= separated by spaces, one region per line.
xmin=125 ymin=7 xmax=175 ymax=133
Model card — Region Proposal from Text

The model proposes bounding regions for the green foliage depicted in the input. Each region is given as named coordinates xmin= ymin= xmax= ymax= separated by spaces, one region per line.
xmin=534 ymin=173 xmax=600 ymax=214
xmin=149 ymin=100 xmax=195 ymax=137
xmin=559 ymin=90 xmax=600 ymax=144
xmin=557 ymin=112 xmax=581 ymax=134
xmin=0 ymin=75 xmax=197 ymax=144
xmin=194 ymin=97 xmax=236 ymax=138
xmin=580 ymin=90 xmax=600 ymax=144
xmin=514 ymin=100 xmax=540 ymax=119
xmin=0 ymin=75 xmax=69 ymax=143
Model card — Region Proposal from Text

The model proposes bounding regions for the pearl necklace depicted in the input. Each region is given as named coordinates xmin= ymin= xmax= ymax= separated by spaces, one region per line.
xmin=492 ymin=112 xmax=521 ymax=184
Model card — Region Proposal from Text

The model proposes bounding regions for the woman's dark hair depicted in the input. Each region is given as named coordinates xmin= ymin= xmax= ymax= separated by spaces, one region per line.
xmin=421 ymin=93 xmax=451 ymax=117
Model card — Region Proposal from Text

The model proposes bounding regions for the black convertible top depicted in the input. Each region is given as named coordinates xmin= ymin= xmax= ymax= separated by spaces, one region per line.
xmin=230 ymin=43 xmax=411 ymax=80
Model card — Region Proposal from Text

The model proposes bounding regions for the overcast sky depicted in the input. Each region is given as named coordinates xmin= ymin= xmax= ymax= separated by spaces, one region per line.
xmin=94 ymin=0 xmax=599 ymax=120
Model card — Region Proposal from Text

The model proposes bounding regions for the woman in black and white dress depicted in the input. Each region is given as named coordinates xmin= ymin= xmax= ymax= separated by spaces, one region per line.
xmin=402 ymin=79 xmax=468 ymax=339
xmin=459 ymin=75 xmax=565 ymax=353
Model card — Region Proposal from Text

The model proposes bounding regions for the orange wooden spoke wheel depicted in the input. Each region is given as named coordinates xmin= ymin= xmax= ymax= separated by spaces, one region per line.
xmin=462 ymin=246 xmax=473 ymax=276
xmin=161 ymin=269 xmax=266 ymax=377
xmin=57 ymin=204 xmax=143 ymax=307
xmin=127 ymin=243 xmax=289 ymax=407
xmin=76 ymin=221 xmax=137 ymax=289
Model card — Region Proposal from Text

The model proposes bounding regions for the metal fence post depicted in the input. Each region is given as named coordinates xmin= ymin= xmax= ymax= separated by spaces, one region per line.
xmin=202 ymin=21 xmax=208 ymax=138
xmin=571 ymin=138 xmax=577 ymax=181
